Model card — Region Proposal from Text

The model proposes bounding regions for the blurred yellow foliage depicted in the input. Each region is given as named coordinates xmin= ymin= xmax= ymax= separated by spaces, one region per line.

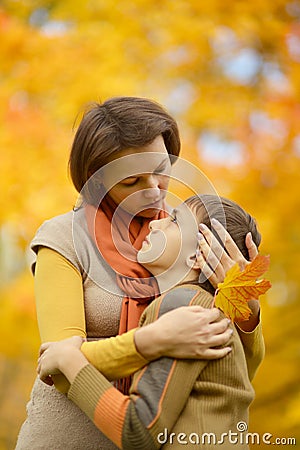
xmin=1 ymin=0 xmax=299 ymax=448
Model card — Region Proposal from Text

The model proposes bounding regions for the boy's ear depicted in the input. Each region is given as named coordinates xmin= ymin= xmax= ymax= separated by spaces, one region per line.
xmin=186 ymin=253 xmax=201 ymax=270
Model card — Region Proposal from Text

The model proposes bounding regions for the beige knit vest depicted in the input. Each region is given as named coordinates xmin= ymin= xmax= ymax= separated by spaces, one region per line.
xmin=16 ymin=208 xmax=122 ymax=450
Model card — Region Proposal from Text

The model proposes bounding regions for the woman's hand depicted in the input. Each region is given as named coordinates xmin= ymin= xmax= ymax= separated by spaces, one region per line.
xmin=135 ymin=306 xmax=233 ymax=361
xmin=37 ymin=336 xmax=88 ymax=385
xmin=196 ymin=218 xmax=260 ymax=331
xmin=196 ymin=218 xmax=258 ymax=288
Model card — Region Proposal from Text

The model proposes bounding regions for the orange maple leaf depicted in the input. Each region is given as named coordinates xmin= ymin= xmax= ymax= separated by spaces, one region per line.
xmin=214 ymin=254 xmax=272 ymax=322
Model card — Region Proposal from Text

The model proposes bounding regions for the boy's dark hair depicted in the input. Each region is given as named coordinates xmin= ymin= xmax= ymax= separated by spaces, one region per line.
xmin=185 ymin=194 xmax=261 ymax=295
xmin=69 ymin=96 xmax=180 ymax=204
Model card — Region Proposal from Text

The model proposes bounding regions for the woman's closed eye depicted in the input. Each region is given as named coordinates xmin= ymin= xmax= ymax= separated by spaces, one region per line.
xmin=121 ymin=177 xmax=139 ymax=186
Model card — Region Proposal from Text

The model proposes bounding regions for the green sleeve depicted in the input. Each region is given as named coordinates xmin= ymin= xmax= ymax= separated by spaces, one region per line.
xmin=236 ymin=320 xmax=265 ymax=380
xmin=68 ymin=287 xmax=211 ymax=449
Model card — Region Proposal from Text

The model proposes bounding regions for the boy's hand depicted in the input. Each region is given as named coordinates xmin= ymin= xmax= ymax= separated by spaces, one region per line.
xmin=37 ymin=336 xmax=85 ymax=386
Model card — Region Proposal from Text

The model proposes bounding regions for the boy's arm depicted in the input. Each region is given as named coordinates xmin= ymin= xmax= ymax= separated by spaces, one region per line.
xmin=235 ymin=320 xmax=265 ymax=381
xmin=35 ymin=247 xmax=150 ymax=391
xmin=68 ymin=288 xmax=210 ymax=449
xmin=68 ymin=356 xmax=207 ymax=450
xmin=235 ymin=300 xmax=265 ymax=380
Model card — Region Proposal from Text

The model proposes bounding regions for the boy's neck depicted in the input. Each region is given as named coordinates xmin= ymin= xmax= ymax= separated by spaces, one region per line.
xmin=181 ymin=268 xmax=199 ymax=285
xmin=156 ymin=268 xmax=199 ymax=294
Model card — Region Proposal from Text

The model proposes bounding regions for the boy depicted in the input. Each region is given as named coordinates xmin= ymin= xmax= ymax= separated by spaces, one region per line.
xmin=38 ymin=194 xmax=266 ymax=449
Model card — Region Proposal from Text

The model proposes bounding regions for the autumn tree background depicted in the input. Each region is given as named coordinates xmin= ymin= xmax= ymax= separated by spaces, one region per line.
xmin=1 ymin=1 xmax=299 ymax=448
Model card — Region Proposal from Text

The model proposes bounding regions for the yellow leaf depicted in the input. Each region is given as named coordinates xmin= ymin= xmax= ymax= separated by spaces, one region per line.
xmin=214 ymin=255 xmax=272 ymax=321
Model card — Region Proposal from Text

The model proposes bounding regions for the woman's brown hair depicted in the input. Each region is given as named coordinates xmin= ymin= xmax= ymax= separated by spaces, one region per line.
xmin=69 ymin=96 xmax=181 ymax=203
xmin=185 ymin=194 xmax=261 ymax=294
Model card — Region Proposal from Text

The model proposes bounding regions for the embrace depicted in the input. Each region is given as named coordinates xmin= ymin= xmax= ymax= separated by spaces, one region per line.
xmin=16 ymin=97 xmax=265 ymax=450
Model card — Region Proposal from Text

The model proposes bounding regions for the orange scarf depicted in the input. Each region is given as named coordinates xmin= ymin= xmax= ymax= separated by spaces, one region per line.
xmin=84 ymin=195 xmax=167 ymax=334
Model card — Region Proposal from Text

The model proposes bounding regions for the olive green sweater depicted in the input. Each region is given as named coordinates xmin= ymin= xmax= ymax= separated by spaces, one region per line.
xmin=68 ymin=284 xmax=264 ymax=450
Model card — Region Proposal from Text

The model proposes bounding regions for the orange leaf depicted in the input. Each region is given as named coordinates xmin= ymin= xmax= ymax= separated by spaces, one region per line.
xmin=214 ymin=255 xmax=272 ymax=321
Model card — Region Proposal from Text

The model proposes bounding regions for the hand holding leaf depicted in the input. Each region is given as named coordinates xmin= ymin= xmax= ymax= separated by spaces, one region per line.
xmin=214 ymin=255 xmax=272 ymax=322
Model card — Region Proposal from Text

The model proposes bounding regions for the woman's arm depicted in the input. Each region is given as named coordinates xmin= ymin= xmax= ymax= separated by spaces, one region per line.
xmin=80 ymin=330 xmax=148 ymax=381
xmin=36 ymin=248 xmax=231 ymax=387
xmin=35 ymin=247 xmax=86 ymax=392
xmin=38 ymin=290 xmax=214 ymax=450
xmin=134 ymin=304 xmax=232 ymax=360
xmin=35 ymin=247 xmax=87 ymax=342
xmin=81 ymin=305 xmax=232 ymax=380
xmin=35 ymin=248 xmax=151 ymax=386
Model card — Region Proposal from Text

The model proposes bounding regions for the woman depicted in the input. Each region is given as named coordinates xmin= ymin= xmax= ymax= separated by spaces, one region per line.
xmin=16 ymin=97 xmax=257 ymax=449
xmin=37 ymin=194 xmax=266 ymax=449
